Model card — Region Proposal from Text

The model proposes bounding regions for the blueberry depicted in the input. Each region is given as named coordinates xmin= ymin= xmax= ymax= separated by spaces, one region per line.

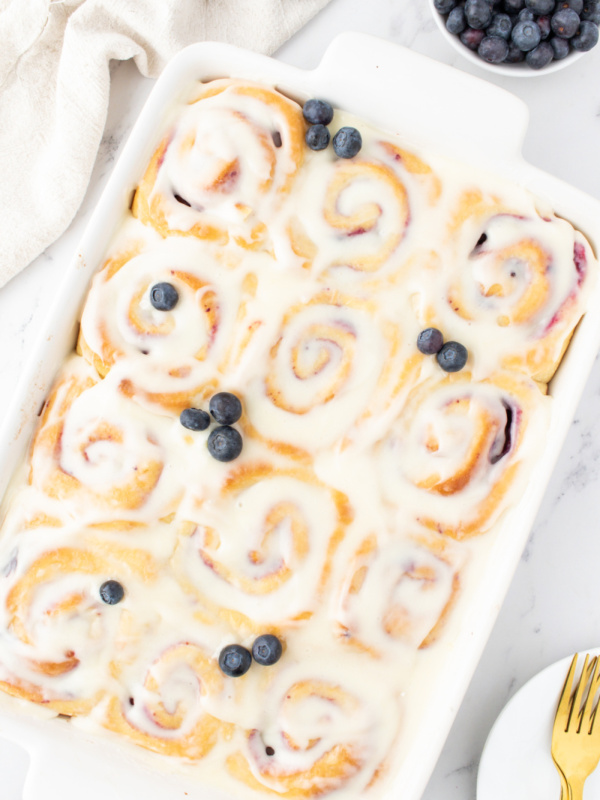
xmin=150 ymin=282 xmax=179 ymax=311
xmin=447 ymin=5 xmax=467 ymax=33
xmin=512 ymin=19 xmax=542 ymax=48
xmin=479 ymin=34 xmax=510 ymax=59
xmin=550 ymin=33 xmax=572 ymax=54
xmin=207 ymin=426 xmax=243 ymax=462
xmin=434 ymin=0 xmax=457 ymax=12
xmin=571 ymin=18 xmax=599 ymax=46
xmin=209 ymin=392 xmax=242 ymax=425
xmin=518 ymin=8 xmax=535 ymax=18
xmin=504 ymin=0 xmax=525 ymax=10
xmin=525 ymin=0 xmax=555 ymax=12
xmin=417 ymin=328 xmax=444 ymax=355
xmin=436 ymin=342 xmax=468 ymax=372
xmin=505 ymin=40 xmax=528 ymax=58
xmin=488 ymin=12 xmax=514 ymax=36
xmin=218 ymin=644 xmax=252 ymax=677
xmin=582 ymin=0 xmax=600 ymax=22
xmin=252 ymin=635 xmax=283 ymax=666
xmin=100 ymin=580 xmax=124 ymax=605
xmin=465 ymin=0 xmax=494 ymax=28
xmin=526 ymin=39 xmax=555 ymax=64
xmin=302 ymin=99 xmax=334 ymax=126
xmin=552 ymin=7 xmax=581 ymax=34
xmin=537 ymin=14 xmax=552 ymax=36
xmin=558 ymin=0 xmax=583 ymax=12
xmin=305 ymin=124 xmax=330 ymax=151
xmin=180 ymin=407 xmax=210 ymax=431
xmin=332 ymin=127 xmax=362 ymax=159
xmin=460 ymin=26 xmax=486 ymax=48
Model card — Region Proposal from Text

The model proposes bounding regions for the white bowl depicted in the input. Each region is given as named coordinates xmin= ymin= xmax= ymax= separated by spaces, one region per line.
xmin=428 ymin=0 xmax=585 ymax=77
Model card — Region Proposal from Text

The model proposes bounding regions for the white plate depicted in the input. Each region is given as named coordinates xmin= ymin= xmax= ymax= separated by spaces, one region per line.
xmin=478 ymin=649 xmax=600 ymax=800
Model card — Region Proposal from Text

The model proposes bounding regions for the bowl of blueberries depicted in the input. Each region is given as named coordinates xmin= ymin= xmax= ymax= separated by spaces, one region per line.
xmin=429 ymin=0 xmax=599 ymax=74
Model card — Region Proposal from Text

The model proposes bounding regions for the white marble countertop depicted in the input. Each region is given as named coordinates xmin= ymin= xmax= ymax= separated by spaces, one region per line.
xmin=1 ymin=0 xmax=600 ymax=798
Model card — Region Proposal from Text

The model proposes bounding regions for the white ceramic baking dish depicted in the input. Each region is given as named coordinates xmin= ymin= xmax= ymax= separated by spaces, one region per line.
xmin=1 ymin=32 xmax=600 ymax=800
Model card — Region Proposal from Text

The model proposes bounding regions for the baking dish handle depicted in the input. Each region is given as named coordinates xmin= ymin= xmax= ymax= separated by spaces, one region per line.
xmin=311 ymin=32 xmax=529 ymax=163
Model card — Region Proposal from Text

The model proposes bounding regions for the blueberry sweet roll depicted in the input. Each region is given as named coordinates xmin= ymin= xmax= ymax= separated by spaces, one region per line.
xmin=245 ymin=291 xmax=418 ymax=454
xmin=0 ymin=534 xmax=157 ymax=716
xmin=334 ymin=531 xmax=464 ymax=655
xmin=78 ymin=235 xmax=260 ymax=415
xmin=226 ymin=663 xmax=398 ymax=798
xmin=132 ymin=80 xmax=304 ymax=251
xmin=104 ymin=641 xmax=224 ymax=760
xmin=433 ymin=190 xmax=597 ymax=383
xmin=377 ymin=371 xmax=550 ymax=539
xmin=173 ymin=462 xmax=352 ymax=633
xmin=29 ymin=358 xmax=182 ymax=524
xmin=288 ymin=152 xmax=409 ymax=281
xmin=287 ymin=132 xmax=442 ymax=288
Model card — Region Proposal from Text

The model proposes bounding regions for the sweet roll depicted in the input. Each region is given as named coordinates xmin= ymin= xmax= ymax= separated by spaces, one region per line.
xmin=287 ymin=137 xmax=440 ymax=283
xmin=132 ymin=80 xmax=304 ymax=250
xmin=334 ymin=531 xmax=464 ymax=655
xmin=377 ymin=371 xmax=550 ymax=539
xmin=29 ymin=358 xmax=182 ymax=522
xmin=78 ymin=232 xmax=265 ymax=414
xmin=246 ymin=291 xmax=418 ymax=453
xmin=226 ymin=662 xmax=398 ymax=798
xmin=0 ymin=532 xmax=158 ymax=715
xmin=104 ymin=641 xmax=225 ymax=760
xmin=427 ymin=190 xmax=595 ymax=383
xmin=173 ymin=460 xmax=353 ymax=631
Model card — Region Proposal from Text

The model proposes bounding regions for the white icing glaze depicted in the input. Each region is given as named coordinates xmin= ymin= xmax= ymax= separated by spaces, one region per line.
xmin=333 ymin=532 xmax=466 ymax=655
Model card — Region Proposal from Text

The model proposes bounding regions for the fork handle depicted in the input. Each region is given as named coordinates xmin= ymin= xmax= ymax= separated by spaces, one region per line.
xmin=558 ymin=768 xmax=571 ymax=800
xmin=569 ymin=776 xmax=585 ymax=800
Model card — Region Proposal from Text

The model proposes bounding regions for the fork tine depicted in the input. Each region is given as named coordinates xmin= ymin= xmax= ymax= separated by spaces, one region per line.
xmin=570 ymin=654 xmax=591 ymax=731
xmin=552 ymin=653 xmax=600 ymax=799
xmin=591 ymin=661 xmax=600 ymax=737
xmin=556 ymin=653 xmax=579 ymax=733
xmin=581 ymin=656 xmax=600 ymax=734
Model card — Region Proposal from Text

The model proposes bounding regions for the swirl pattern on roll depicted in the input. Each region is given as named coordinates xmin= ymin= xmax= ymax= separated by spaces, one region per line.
xmin=425 ymin=190 xmax=595 ymax=383
xmin=377 ymin=371 xmax=550 ymax=539
xmin=80 ymin=238 xmax=228 ymax=374
xmin=174 ymin=462 xmax=353 ymax=630
xmin=29 ymin=358 xmax=182 ymax=522
xmin=78 ymin=234 xmax=265 ymax=414
xmin=133 ymin=80 xmax=304 ymax=250
xmin=334 ymin=531 xmax=464 ymax=655
xmin=104 ymin=641 xmax=225 ymax=759
xmin=0 ymin=534 xmax=157 ymax=715
xmin=246 ymin=291 xmax=414 ymax=452
xmin=226 ymin=663 xmax=398 ymax=798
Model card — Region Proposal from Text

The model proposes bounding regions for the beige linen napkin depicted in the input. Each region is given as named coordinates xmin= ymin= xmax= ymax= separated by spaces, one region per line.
xmin=0 ymin=0 xmax=331 ymax=288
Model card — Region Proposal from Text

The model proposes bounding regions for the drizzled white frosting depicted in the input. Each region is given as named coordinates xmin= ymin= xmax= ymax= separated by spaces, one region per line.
xmin=146 ymin=80 xmax=304 ymax=248
xmin=174 ymin=469 xmax=345 ymax=625
xmin=0 ymin=78 xmax=596 ymax=800
xmin=333 ymin=532 xmax=466 ymax=655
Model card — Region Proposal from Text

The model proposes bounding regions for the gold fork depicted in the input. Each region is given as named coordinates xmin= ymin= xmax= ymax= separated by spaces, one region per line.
xmin=552 ymin=653 xmax=600 ymax=800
